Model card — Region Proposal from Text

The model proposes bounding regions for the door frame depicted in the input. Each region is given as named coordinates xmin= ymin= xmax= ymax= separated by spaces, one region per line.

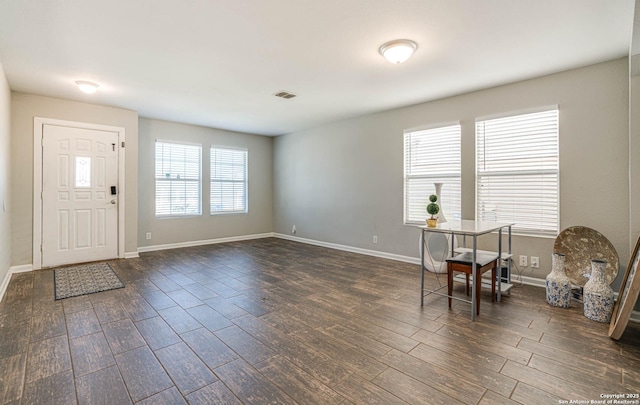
xmin=33 ymin=117 xmax=126 ymax=270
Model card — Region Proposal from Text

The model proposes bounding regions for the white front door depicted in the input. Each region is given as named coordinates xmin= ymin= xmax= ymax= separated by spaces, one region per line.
xmin=41 ymin=124 xmax=119 ymax=267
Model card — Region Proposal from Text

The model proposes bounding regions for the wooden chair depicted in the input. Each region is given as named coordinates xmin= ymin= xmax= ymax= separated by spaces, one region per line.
xmin=446 ymin=252 xmax=498 ymax=316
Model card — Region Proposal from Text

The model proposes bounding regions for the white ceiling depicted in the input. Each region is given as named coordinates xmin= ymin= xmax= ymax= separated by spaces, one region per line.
xmin=0 ymin=0 xmax=635 ymax=136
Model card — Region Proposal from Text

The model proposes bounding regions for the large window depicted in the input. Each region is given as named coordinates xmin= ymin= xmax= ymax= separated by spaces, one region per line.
xmin=404 ymin=124 xmax=461 ymax=224
xmin=155 ymin=141 xmax=202 ymax=217
xmin=476 ymin=109 xmax=559 ymax=237
xmin=210 ymin=147 xmax=248 ymax=214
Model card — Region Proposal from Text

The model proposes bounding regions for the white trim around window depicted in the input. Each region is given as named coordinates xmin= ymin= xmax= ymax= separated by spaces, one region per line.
xmin=210 ymin=146 xmax=248 ymax=215
xmin=404 ymin=123 xmax=461 ymax=224
xmin=155 ymin=140 xmax=202 ymax=217
xmin=476 ymin=108 xmax=559 ymax=237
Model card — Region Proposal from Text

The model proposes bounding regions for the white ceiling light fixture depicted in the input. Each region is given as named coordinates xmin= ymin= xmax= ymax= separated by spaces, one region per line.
xmin=75 ymin=80 xmax=99 ymax=94
xmin=379 ymin=39 xmax=418 ymax=64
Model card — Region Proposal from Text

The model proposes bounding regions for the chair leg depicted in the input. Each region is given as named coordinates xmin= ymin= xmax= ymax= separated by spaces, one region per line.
xmin=491 ymin=265 xmax=496 ymax=303
xmin=475 ymin=273 xmax=481 ymax=316
xmin=465 ymin=274 xmax=470 ymax=296
xmin=447 ymin=264 xmax=453 ymax=309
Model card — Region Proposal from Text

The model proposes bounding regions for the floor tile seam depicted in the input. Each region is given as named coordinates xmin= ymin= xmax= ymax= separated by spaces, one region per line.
xmin=500 ymin=359 xmax=605 ymax=398
xmin=66 ymin=325 xmax=80 ymax=405
xmin=328 ymin=319 xmax=419 ymax=353
xmin=255 ymin=356 xmax=349 ymax=405
xmin=516 ymin=336 xmax=623 ymax=372
xmin=379 ymin=348 xmax=489 ymax=398
xmin=220 ymin=356 xmax=324 ymax=405
xmin=69 ymin=330 xmax=116 ymax=380
xmin=539 ymin=332 xmax=636 ymax=365
xmin=295 ymin=324 xmax=399 ymax=366
xmin=152 ymin=340 xmax=224 ymax=397
xmin=530 ymin=322 xmax=619 ymax=345
xmin=11 ymin=343 xmax=28 ymax=405
xmin=367 ymin=365 xmax=455 ymax=404
xmin=23 ymin=311 xmax=69 ymax=389
xmin=111 ymin=347 xmax=145 ymax=404
xmin=525 ymin=352 xmax=629 ymax=392
xmin=346 ymin=311 xmax=428 ymax=339
xmin=407 ymin=339 xmax=509 ymax=377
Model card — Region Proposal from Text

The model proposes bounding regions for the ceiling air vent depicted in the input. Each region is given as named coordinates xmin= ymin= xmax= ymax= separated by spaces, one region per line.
xmin=274 ymin=91 xmax=297 ymax=99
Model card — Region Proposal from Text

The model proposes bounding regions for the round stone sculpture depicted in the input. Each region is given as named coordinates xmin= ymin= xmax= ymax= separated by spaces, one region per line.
xmin=583 ymin=259 xmax=615 ymax=323
xmin=545 ymin=253 xmax=571 ymax=308
xmin=553 ymin=226 xmax=619 ymax=286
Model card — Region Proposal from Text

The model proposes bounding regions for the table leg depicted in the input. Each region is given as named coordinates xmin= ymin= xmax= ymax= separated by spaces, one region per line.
xmin=450 ymin=232 xmax=455 ymax=259
xmin=420 ymin=229 xmax=425 ymax=307
xmin=471 ymin=235 xmax=477 ymax=321
xmin=508 ymin=226 xmax=512 ymax=283
xmin=497 ymin=228 xmax=502 ymax=302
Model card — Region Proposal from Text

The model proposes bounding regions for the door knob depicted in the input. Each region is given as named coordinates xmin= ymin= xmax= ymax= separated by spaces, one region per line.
xmin=110 ymin=199 xmax=117 ymax=204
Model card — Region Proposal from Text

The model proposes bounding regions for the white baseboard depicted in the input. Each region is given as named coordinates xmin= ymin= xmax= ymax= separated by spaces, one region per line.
xmin=273 ymin=233 xmax=420 ymax=265
xmin=514 ymin=275 xmax=546 ymax=288
xmin=10 ymin=264 xmax=33 ymax=273
xmin=137 ymin=233 xmax=276 ymax=253
xmin=124 ymin=252 xmax=139 ymax=259
xmin=0 ymin=264 xmax=34 ymax=303
xmin=0 ymin=268 xmax=11 ymax=303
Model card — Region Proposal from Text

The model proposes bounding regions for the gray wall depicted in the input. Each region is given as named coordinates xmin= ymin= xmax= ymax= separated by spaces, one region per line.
xmin=137 ymin=118 xmax=273 ymax=248
xmin=630 ymin=1 xmax=640 ymax=252
xmin=11 ymin=93 xmax=139 ymax=266
xmin=274 ymin=58 xmax=630 ymax=280
xmin=631 ymin=55 xmax=640 ymax=254
xmin=0 ymin=62 xmax=10 ymax=281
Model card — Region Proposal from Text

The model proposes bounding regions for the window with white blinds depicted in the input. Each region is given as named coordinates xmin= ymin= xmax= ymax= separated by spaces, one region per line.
xmin=476 ymin=109 xmax=559 ymax=237
xmin=211 ymin=147 xmax=248 ymax=214
xmin=404 ymin=124 xmax=461 ymax=224
xmin=155 ymin=141 xmax=202 ymax=217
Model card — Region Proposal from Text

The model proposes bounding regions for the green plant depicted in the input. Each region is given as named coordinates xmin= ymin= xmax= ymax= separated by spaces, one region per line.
xmin=426 ymin=194 xmax=440 ymax=219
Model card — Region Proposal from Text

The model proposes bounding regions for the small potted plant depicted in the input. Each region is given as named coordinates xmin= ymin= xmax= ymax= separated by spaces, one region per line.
xmin=426 ymin=194 xmax=439 ymax=227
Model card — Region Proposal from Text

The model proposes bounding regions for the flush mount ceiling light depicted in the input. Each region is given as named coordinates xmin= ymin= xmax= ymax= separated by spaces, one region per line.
xmin=379 ymin=39 xmax=418 ymax=64
xmin=75 ymin=80 xmax=99 ymax=94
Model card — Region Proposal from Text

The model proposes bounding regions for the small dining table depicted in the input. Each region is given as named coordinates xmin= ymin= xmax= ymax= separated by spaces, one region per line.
xmin=417 ymin=220 xmax=514 ymax=321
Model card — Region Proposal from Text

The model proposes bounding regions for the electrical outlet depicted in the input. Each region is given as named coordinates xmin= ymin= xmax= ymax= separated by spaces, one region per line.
xmin=373 ymin=235 xmax=378 ymax=244
xmin=292 ymin=225 xmax=296 ymax=234
xmin=531 ymin=256 xmax=540 ymax=268
xmin=519 ymin=255 xmax=528 ymax=267
xmin=146 ymin=232 xmax=151 ymax=240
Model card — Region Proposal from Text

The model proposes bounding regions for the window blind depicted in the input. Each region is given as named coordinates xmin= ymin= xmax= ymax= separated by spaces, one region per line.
xmin=476 ymin=109 xmax=559 ymax=237
xmin=155 ymin=141 xmax=202 ymax=217
xmin=404 ymin=124 xmax=461 ymax=224
xmin=211 ymin=147 xmax=248 ymax=214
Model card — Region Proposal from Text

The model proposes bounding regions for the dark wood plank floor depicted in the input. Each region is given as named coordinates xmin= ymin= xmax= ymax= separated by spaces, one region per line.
xmin=1 ymin=237 xmax=639 ymax=404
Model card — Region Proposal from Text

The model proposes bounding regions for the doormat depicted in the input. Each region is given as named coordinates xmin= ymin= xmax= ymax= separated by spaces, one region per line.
xmin=54 ymin=262 xmax=124 ymax=300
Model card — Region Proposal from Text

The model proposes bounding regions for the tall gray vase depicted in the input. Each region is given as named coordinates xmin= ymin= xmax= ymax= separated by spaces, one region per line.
xmin=545 ymin=253 xmax=571 ymax=308
xmin=583 ymin=259 xmax=615 ymax=322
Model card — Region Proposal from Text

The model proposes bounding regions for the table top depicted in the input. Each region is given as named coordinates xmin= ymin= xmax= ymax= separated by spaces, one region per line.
xmin=416 ymin=220 xmax=514 ymax=236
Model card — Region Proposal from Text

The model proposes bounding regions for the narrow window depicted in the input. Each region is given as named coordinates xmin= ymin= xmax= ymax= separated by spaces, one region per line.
xmin=404 ymin=124 xmax=461 ymax=224
xmin=155 ymin=141 xmax=202 ymax=217
xmin=476 ymin=109 xmax=559 ymax=236
xmin=210 ymin=147 xmax=248 ymax=214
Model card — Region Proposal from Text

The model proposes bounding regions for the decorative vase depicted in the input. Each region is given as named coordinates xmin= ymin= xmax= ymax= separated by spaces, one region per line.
xmin=545 ymin=253 xmax=571 ymax=308
xmin=434 ymin=183 xmax=447 ymax=223
xmin=583 ymin=259 xmax=615 ymax=323
xmin=426 ymin=218 xmax=438 ymax=228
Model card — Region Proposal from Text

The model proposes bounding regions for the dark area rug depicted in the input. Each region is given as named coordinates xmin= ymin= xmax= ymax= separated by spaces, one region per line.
xmin=54 ymin=262 xmax=124 ymax=300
